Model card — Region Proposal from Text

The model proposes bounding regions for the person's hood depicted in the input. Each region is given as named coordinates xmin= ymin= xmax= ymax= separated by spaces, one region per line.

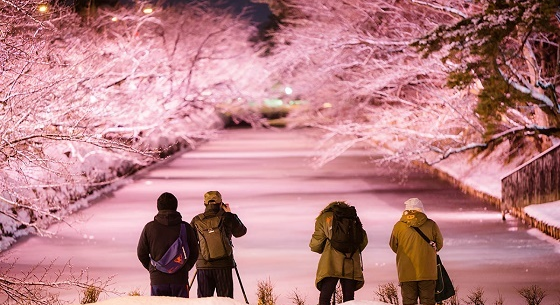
xmin=399 ymin=210 xmax=428 ymax=227
xmin=154 ymin=210 xmax=183 ymax=226
xmin=319 ymin=201 xmax=350 ymax=215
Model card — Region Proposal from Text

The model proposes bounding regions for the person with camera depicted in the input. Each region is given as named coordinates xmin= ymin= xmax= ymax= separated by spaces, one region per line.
xmin=190 ymin=191 xmax=247 ymax=298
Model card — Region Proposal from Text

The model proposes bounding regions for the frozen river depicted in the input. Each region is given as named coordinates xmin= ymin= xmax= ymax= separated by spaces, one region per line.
xmin=3 ymin=128 xmax=560 ymax=305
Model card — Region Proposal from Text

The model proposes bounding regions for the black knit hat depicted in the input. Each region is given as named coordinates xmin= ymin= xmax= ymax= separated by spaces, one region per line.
xmin=157 ymin=192 xmax=178 ymax=211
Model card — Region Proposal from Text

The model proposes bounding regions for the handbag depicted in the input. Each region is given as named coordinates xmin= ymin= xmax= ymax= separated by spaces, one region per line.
xmin=412 ymin=227 xmax=455 ymax=303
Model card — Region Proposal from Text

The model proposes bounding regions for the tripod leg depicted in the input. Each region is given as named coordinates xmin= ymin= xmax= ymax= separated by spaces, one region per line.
xmin=188 ymin=269 xmax=198 ymax=293
xmin=234 ymin=266 xmax=249 ymax=304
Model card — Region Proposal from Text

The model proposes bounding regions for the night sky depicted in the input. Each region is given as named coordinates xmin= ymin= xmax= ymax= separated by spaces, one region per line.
xmin=87 ymin=0 xmax=273 ymax=24
xmin=181 ymin=0 xmax=273 ymax=23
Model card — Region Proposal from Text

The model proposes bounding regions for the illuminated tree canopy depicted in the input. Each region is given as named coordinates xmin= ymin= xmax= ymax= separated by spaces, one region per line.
xmin=261 ymin=0 xmax=559 ymax=165
xmin=0 ymin=0 xmax=559 ymax=245
xmin=1 ymin=0 xmax=559 ymax=302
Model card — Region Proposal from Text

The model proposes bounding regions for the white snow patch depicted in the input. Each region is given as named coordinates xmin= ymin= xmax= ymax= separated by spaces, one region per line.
xmin=524 ymin=200 xmax=560 ymax=227
xmin=78 ymin=296 xmax=389 ymax=305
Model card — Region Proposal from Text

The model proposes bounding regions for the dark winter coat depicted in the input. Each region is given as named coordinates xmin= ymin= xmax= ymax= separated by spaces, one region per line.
xmin=389 ymin=210 xmax=443 ymax=282
xmin=309 ymin=202 xmax=368 ymax=291
xmin=137 ymin=210 xmax=199 ymax=285
xmin=190 ymin=204 xmax=247 ymax=269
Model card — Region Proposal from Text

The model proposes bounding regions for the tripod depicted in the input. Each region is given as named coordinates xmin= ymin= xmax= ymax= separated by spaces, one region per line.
xmin=188 ymin=265 xmax=249 ymax=304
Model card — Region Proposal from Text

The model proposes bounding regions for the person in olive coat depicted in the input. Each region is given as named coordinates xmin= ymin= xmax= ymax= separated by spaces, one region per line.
xmin=309 ymin=201 xmax=368 ymax=305
xmin=191 ymin=190 xmax=247 ymax=298
xmin=389 ymin=198 xmax=443 ymax=305
xmin=137 ymin=192 xmax=199 ymax=297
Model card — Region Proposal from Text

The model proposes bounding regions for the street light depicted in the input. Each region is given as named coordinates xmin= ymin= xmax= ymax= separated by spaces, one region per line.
xmin=38 ymin=3 xmax=48 ymax=13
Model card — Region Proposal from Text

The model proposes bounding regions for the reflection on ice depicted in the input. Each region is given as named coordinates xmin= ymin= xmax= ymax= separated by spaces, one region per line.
xmin=430 ymin=211 xmax=502 ymax=221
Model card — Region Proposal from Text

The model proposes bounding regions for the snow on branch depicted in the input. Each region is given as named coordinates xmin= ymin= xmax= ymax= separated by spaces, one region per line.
xmin=410 ymin=0 xmax=468 ymax=18
xmin=427 ymin=124 xmax=560 ymax=164
xmin=499 ymin=67 xmax=560 ymax=114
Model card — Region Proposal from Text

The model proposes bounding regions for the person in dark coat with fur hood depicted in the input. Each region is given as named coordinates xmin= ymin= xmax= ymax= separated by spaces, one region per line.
xmin=137 ymin=192 xmax=199 ymax=297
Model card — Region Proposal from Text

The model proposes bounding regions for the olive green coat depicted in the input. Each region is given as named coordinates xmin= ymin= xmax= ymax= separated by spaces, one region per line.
xmin=309 ymin=202 xmax=368 ymax=290
xmin=389 ymin=210 xmax=443 ymax=282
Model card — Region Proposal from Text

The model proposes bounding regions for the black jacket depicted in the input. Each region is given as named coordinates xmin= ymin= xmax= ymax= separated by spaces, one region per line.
xmin=137 ymin=210 xmax=199 ymax=285
xmin=191 ymin=204 xmax=247 ymax=269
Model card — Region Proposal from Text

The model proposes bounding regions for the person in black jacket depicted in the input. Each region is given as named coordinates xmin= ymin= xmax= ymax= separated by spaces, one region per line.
xmin=137 ymin=192 xmax=199 ymax=297
xmin=191 ymin=190 xmax=247 ymax=298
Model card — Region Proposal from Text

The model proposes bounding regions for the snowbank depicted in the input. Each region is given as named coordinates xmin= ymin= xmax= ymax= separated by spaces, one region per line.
xmin=80 ymin=296 xmax=389 ymax=305
xmin=83 ymin=296 xmax=244 ymax=305
xmin=524 ymin=200 xmax=560 ymax=229
xmin=0 ymin=108 xmax=224 ymax=252
xmin=430 ymin=139 xmax=560 ymax=238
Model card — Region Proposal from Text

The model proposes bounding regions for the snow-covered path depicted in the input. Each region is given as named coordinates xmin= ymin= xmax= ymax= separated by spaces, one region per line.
xmin=2 ymin=128 xmax=560 ymax=305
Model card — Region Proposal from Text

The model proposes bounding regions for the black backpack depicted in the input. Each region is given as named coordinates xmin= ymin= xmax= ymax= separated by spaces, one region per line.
xmin=330 ymin=204 xmax=364 ymax=254
xmin=194 ymin=212 xmax=233 ymax=261
xmin=150 ymin=223 xmax=190 ymax=274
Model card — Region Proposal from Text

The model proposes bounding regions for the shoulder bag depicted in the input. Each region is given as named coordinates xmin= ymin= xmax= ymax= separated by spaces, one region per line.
xmin=412 ymin=226 xmax=455 ymax=303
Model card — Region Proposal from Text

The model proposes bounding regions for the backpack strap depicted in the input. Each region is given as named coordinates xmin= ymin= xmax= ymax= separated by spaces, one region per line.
xmin=198 ymin=208 xmax=225 ymax=221
xmin=179 ymin=223 xmax=188 ymax=259
xmin=411 ymin=226 xmax=436 ymax=249
xmin=180 ymin=223 xmax=187 ymax=242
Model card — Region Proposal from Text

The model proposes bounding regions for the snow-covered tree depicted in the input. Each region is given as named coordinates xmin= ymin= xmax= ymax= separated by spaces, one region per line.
xmin=261 ymin=0 xmax=558 ymax=166
xmin=1 ymin=1 xmax=271 ymax=303
xmin=414 ymin=0 xmax=560 ymax=140
xmin=0 ymin=0 xmax=270 ymax=246
xmin=260 ymin=0 xmax=483 ymax=166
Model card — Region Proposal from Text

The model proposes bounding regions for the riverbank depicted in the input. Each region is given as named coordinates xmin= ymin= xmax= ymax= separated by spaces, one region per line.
xmin=428 ymin=139 xmax=560 ymax=241
xmin=0 ymin=108 xmax=224 ymax=252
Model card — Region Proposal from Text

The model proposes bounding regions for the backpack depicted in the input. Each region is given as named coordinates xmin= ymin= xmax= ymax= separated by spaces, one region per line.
xmin=329 ymin=204 xmax=364 ymax=254
xmin=150 ymin=223 xmax=190 ymax=274
xmin=194 ymin=213 xmax=233 ymax=261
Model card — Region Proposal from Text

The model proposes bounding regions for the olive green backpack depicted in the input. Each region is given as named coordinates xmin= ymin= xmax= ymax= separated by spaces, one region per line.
xmin=194 ymin=212 xmax=233 ymax=261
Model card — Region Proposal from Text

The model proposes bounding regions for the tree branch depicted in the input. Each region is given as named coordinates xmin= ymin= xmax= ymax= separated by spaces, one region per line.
xmin=427 ymin=124 xmax=560 ymax=164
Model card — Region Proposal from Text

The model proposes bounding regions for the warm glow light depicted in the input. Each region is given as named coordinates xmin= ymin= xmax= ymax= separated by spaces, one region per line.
xmin=143 ymin=7 xmax=153 ymax=14
xmin=284 ymin=86 xmax=293 ymax=95
xmin=38 ymin=4 xmax=48 ymax=12
xmin=111 ymin=16 xmax=118 ymax=22
xmin=322 ymin=102 xmax=332 ymax=108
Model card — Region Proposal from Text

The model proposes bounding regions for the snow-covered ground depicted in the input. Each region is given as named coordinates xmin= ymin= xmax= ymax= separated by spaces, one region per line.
xmin=524 ymin=200 xmax=560 ymax=227
xmin=79 ymin=296 xmax=388 ymax=305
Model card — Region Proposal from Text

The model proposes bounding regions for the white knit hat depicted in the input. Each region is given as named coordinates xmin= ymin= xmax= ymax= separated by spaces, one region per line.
xmin=404 ymin=198 xmax=425 ymax=213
